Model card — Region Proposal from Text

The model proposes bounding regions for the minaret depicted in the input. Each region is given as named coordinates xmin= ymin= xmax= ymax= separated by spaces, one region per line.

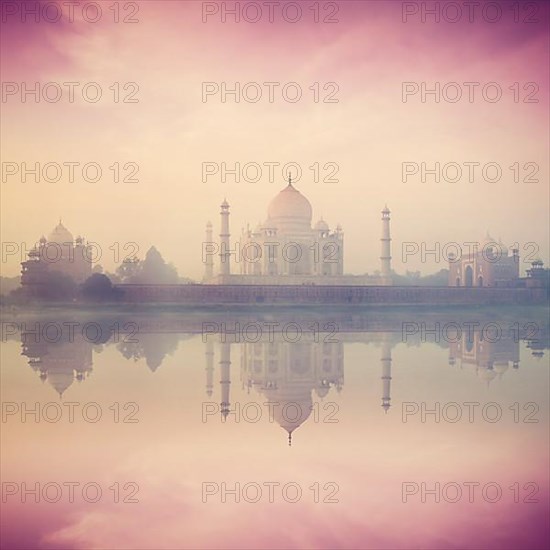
xmin=204 ymin=221 xmax=214 ymax=281
xmin=219 ymin=342 xmax=231 ymax=419
xmin=219 ymin=199 xmax=231 ymax=280
xmin=205 ymin=340 xmax=214 ymax=397
xmin=380 ymin=205 xmax=392 ymax=285
xmin=381 ymin=336 xmax=392 ymax=413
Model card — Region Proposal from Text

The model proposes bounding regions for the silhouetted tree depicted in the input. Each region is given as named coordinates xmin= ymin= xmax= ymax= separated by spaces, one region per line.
xmin=80 ymin=273 xmax=122 ymax=301
xmin=113 ymin=248 xmax=185 ymax=284
xmin=135 ymin=247 xmax=178 ymax=284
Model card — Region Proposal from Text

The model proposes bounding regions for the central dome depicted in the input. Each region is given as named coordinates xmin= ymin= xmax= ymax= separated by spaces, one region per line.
xmin=48 ymin=221 xmax=74 ymax=244
xmin=267 ymin=183 xmax=312 ymax=227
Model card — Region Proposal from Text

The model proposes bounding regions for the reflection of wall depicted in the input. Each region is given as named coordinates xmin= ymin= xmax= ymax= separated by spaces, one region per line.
xmin=21 ymin=333 xmax=93 ymax=397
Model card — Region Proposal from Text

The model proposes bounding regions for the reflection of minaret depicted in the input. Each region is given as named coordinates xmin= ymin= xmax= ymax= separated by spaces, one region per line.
xmin=205 ymin=340 xmax=214 ymax=397
xmin=381 ymin=337 xmax=392 ymax=413
xmin=204 ymin=221 xmax=214 ymax=281
xmin=380 ymin=205 xmax=392 ymax=284
xmin=219 ymin=199 xmax=231 ymax=279
xmin=219 ymin=342 xmax=231 ymax=419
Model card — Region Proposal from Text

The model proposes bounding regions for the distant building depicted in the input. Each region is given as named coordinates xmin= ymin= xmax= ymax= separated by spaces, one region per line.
xmin=448 ymin=234 xmax=519 ymax=287
xmin=21 ymin=221 xmax=93 ymax=294
xmin=524 ymin=259 xmax=550 ymax=289
xmin=204 ymin=176 xmax=392 ymax=285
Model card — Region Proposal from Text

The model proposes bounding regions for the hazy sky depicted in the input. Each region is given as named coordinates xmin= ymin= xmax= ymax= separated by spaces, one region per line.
xmin=1 ymin=0 xmax=549 ymax=280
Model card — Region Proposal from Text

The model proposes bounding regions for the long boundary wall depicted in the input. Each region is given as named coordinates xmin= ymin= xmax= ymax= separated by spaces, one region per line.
xmin=114 ymin=284 xmax=548 ymax=305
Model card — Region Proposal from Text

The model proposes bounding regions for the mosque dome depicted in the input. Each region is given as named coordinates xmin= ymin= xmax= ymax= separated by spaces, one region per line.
xmin=477 ymin=366 xmax=497 ymax=384
xmin=47 ymin=370 xmax=74 ymax=397
xmin=315 ymin=385 xmax=330 ymax=398
xmin=497 ymin=238 xmax=508 ymax=255
xmin=267 ymin=182 xmax=312 ymax=229
xmin=48 ymin=221 xmax=73 ymax=245
xmin=493 ymin=361 xmax=509 ymax=375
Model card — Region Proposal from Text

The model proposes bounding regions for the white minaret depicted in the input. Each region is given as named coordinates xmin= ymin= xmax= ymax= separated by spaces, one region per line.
xmin=380 ymin=205 xmax=392 ymax=284
xmin=381 ymin=336 xmax=392 ymax=413
xmin=219 ymin=199 xmax=231 ymax=279
xmin=204 ymin=221 xmax=214 ymax=281
xmin=219 ymin=342 xmax=231 ymax=419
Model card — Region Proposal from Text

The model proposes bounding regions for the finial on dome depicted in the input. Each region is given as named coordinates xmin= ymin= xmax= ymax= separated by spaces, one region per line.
xmin=288 ymin=431 xmax=292 ymax=447
xmin=287 ymin=172 xmax=293 ymax=188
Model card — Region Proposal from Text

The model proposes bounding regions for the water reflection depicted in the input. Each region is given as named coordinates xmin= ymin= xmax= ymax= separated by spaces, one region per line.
xmin=16 ymin=312 xmax=548 ymax=436
xmin=22 ymin=331 xmax=94 ymax=398
xmin=2 ymin=309 xmax=549 ymax=549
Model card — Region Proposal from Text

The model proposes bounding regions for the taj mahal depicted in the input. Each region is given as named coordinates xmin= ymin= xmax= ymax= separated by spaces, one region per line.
xmin=202 ymin=176 xmax=393 ymax=286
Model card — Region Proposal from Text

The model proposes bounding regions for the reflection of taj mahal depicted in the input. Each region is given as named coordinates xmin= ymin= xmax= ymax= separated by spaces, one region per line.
xmin=18 ymin=321 xmax=539 ymax=443
xmin=203 ymin=177 xmax=393 ymax=285
xmin=206 ymin=338 xmax=348 ymax=445
xmin=205 ymin=335 xmax=397 ymax=444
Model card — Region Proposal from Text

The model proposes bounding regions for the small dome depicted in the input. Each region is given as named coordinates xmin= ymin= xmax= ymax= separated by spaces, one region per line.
xmin=48 ymin=222 xmax=73 ymax=245
xmin=477 ymin=367 xmax=497 ymax=383
xmin=482 ymin=232 xmax=498 ymax=247
xmin=267 ymin=183 xmax=312 ymax=228
xmin=493 ymin=361 xmax=509 ymax=375
xmin=315 ymin=385 xmax=330 ymax=398
xmin=314 ymin=218 xmax=329 ymax=231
